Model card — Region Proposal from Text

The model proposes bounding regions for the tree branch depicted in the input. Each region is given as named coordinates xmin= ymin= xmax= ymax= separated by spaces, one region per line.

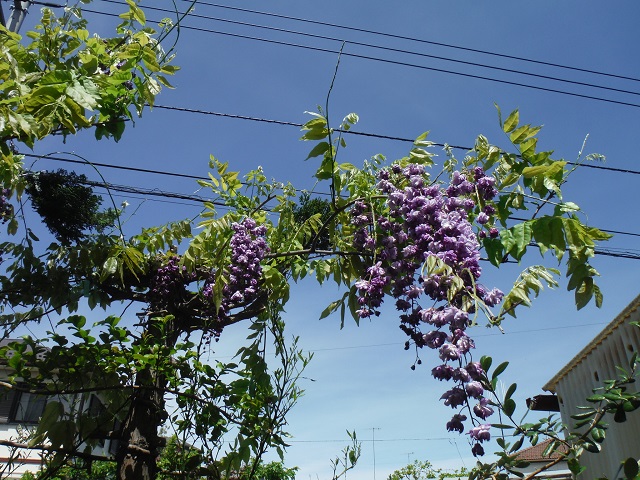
xmin=0 ymin=439 xmax=136 ymax=461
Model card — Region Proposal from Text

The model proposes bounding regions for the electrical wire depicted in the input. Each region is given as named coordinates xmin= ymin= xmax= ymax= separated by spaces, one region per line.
xmin=24 ymin=153 xmax=208 ymax=182
xmin=25 ymin=169 xmax=640 ymax=260
xmin=80 ymin=7 xmax=640 ymax=109
xmin=21 ymin=152 xmax=640 ymax=241
xmin=84 ymin=179 xmax=222 ymax=206
xmin=216 ymin=322 xmax=613 ymax=359
xmin=148 ymin=105 xmax=640 ymax=176
xmin=99 ymin=0 xmax=640 ymax=98
xmin=29 ymin=104 xmax=640 ymax=177
xmin=179 ymin=0 xmax=640 ymax=84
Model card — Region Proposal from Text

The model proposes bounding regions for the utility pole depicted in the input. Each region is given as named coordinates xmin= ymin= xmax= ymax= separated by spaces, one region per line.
xmin=6 ymin=1 xmax=33 ymax=33
xmin=406 ymin=451 xmax=414 ymax=464
xmin=369 ymin=427 xmax=381 ymax=480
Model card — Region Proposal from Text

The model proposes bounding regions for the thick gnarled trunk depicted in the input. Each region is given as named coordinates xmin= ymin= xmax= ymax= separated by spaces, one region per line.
xmin=115 ymin=367 xmax=167 ymax=480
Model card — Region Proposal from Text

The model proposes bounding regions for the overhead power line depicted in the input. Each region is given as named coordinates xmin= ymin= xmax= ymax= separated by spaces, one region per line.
xmin=81 ymin=7 xmax=640 ymax=110
xmin=37 ymin=103 xmax=640 ymax=178
xmin=20 ymin=158 xmax=640 ymax=255
xmin=85 ymin=179 xmax=219 ymax=206
xmin=100 ymin=0 xmax=640 ymax=98
xmin=149 ymin=105 xmax=640 ymax=177
xmin=181 ymin=0 xmax=640 ymax=84
xmin=24 ymin=153 xmax=207 ymax=181
xmin=303 ymin=321 xmax=612 ymax=353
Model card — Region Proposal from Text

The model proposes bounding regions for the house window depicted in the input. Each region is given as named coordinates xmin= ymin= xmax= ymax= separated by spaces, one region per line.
xmin=88 ymin=394 xmax=106 ymax=418
xmin=11 ymin=390 xmax=47 ymax=424
xmin=88 ymin=394 xmax=107 ymax=448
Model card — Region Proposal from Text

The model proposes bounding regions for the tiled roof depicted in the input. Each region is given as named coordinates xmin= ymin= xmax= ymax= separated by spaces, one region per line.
xmin=515 ymin=439 xmax=568 ymax=463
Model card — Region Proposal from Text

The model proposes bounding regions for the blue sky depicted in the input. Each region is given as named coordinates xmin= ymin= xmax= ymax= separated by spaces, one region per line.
xmin=14 ymin=1 xmax=640 ymax=479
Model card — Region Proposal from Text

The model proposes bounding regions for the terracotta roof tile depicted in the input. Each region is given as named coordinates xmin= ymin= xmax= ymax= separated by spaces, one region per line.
xmin=515 ymin=439 xmax=568 ymax=463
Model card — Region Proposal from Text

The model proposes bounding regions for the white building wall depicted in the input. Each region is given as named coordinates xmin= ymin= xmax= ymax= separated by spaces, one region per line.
xmin=552 ymin=303 xmax=640 ymax=480
xmin=0 ymin=371 xmax=116 ymax=478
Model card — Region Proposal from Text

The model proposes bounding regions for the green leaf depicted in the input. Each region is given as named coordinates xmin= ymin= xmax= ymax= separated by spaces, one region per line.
xmin=584 ymin=440 xmax=601 ymax=453
xmin=568 ymin=458 xmax=587 ymax=476
xmin=302 ymin=117 xmax=327 ymax=130
xmin=532 ymin=216 xmax=566 ymax=260
xmin=522 ymin=163 xmax=566 ymax=179
xmin=519 ymin=137 xmax=538 ymax=157
xmin=305 ymin=141 xmax=331 ymax=160
xmin=509 ymin=125 xmax=530 ymax=144
xmin=302 ymin=128 xmax=330 ymax=141
xmin=482 ymin=237 xmax=504 ymax=266
xmin=571 ymin=410 xmax=596 ymax=420
xmin=503 ymin=109 xmax=519 ymax=133
xmin=125 ymin=0 xmax=146 ymax=25
xmin=343 ymin=112 xmax=359 ymax=126
xmin=505 ymin=383 xmax=517 ymax=401
xmin=591 ymin=428 xmax=606 ymax=443
xmin=319 ymin=295 xmax=346 ymax=320
xmin=492 ymin=361 xmax=509 ymax=380
xmin=34 ymin=401 xmax=64 ymax=439
xmin=575 ymin=277 xmax=594 ymax=310
xmin=594 ymin=284 xmax=603 ymax=308
xmin=480 ymin=355 xmax=492 ymax=372
xmin=101 ymin=257 xmax=118 ymax=281
xmin=508 ymin=222 xmax=532 ymax=260
xmin=503 ymin=398 xmax=516 ymax=417
xmin=586 ymin=394 xmax=606 ymax=403
xmin=492 ymin=424 xmax=514 ymax=430
xmin=614 ymin=405 xmax=627 ymax=423
xmin=623 ymin=458 xmax=640 ymax=479
xmin=509 ymin=436 xmax=524 ymax=453
xmin=66 ymin=80 xmax=99 ymax=110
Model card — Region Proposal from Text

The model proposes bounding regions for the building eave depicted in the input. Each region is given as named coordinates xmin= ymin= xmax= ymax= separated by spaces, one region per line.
xmin=542 ymin=293 xmax=640 ymax=393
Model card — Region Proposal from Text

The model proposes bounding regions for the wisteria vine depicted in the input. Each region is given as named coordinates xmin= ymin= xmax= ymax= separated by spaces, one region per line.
xmin=352 ymin=163 xmax=503 ymax=456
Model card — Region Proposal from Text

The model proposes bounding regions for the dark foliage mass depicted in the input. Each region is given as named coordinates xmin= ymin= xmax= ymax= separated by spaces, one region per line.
xmin=25 ymin=169 xmax=116 ymax=243
xmin=292 ymin=192 xmax=332 ymax=250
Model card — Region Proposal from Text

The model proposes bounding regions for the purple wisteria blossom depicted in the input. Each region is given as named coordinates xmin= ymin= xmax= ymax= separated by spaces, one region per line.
xmin=465 ymin=381 xmax=484 ymax=399
xmin=484 ymin=288 xmax=504 ymax=307
xmin=452 ymin=368 xmax=471 ymax=383
xmin=349 ymin=163 xmax=504 ymax=452
xmin=473 ymin=398 xmax=494 ymax=419
xmin=469 ymin=424 xmax=491 ymax=442
xmin=439 ymin=343 xmax=461 ymax=361
xmin=423 ymin=331 xmax=448 ymax=349
xmin=203 ymin=217 xmax=269 ymax=318
xmin=441 ymin=387 xmax=467 ymax=408
xmin=432 ymin=364 xmax=454 ymax=381
xmin=149 ymin=255 xmax=196 ymax=308
xmin=446 ymin=414 xmax=467 ymax=433
xmin=0 ymin=189 xmax=12 ymax=223
xmin=465 ymin=362 xmax=485 ymax=381
xmin=471 ymin=443 xmax=485 ymax=457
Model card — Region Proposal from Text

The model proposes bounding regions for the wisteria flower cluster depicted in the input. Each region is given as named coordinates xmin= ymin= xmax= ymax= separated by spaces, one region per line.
xmin=0 ymin=189 xmax=12 ymax=223
xmin=351 ymin=163 xmax=502 ymax=455
xmin=203 ymin=217 xmax=269 ymax=318
xmin=148 ymin=255 xmax=196 ymax=309
xmin=147 ymin=219 xmax=268 ymax=338
xmin=0 ymin=189 xmax=12 ymax=263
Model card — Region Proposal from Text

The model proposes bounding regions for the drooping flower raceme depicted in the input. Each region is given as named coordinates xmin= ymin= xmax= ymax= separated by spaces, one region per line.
xmin=203 ymin=217 xmax=269 ymax=319
xmin=351 ymin=164 xmax=504 ymax=453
